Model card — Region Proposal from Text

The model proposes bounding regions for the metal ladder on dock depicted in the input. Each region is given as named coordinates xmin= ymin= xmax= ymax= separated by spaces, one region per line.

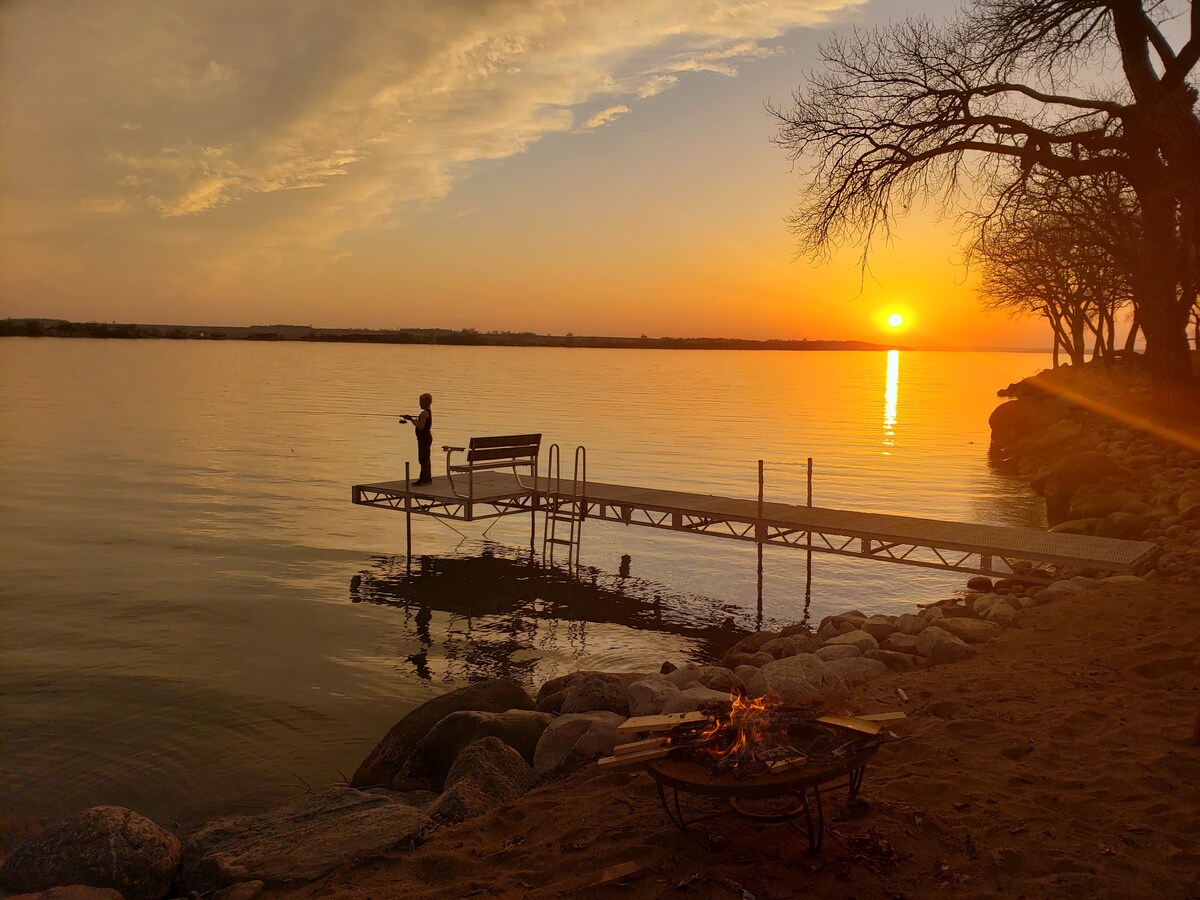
xmin=542 ymin=444 xmax=586 ymax=572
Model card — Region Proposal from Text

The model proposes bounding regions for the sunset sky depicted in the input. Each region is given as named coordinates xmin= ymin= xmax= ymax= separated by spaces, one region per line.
xmin=1 ymin=0 xmax=1050 ymax=348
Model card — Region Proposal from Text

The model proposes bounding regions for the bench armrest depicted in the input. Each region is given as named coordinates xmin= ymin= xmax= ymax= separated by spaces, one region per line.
xmin=441 ymin=445 xmax=465 ymax=453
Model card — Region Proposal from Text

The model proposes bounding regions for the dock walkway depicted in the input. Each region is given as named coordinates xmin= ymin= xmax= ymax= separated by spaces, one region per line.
xmin=352 ymin=471 xmax=1157 ymax=582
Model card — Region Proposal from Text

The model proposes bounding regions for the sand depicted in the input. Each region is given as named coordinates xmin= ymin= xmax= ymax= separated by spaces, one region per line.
xmin=270 ymin=578 xmax=1200 ymax=899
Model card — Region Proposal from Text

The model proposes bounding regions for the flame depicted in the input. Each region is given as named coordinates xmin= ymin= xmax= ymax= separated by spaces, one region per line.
xmin=697 ymin=692 xmax=777 ymax=764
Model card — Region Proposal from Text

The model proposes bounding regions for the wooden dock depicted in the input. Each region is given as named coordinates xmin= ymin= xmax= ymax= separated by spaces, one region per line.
xmin=351 ymin=470 xmax=1158 ymax=582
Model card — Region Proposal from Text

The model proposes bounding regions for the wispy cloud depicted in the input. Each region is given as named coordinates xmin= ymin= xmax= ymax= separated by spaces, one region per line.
xmin=581 ymin=104 xmax=631 ymax=131
xmin=2 ymin=0 xmax=865 ymax=297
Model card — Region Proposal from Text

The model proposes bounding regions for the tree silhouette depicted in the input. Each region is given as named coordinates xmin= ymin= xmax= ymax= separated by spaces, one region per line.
xmin=771 ymin=0 xmax=1199 ymax=390
xmin=972 ymin=172 xmax=1138 ymax=366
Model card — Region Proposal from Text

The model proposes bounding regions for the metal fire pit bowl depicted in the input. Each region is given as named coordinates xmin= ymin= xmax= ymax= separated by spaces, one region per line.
xmin=644 ymin=726 xmax=880 ymax=854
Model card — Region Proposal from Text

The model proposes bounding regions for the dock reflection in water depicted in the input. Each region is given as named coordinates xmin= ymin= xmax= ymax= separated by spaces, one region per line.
xmin=348 ymin=546 xmax=750 ymax=685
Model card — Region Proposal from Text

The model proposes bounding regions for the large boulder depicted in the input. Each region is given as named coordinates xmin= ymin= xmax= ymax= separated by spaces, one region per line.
xmin=1 ymin=807 xmax=180 ymax=900
xmin=822 ymin=656 xmax=889 ymax=685
xmin=864 ymin=649 xmax=915 ymax=672
xmin=627 ymin=675 xmax=680 ymax=717
xmin=351 ymin=678 xmax=536 ymax=788
xmin=560 ymin=673 xmax=636 ymax=716
xmin=533 ymin=712 xmax=625 ymax=776
xmin=933 ymin=617 xmax=1004 ymax=644
xmin=428 ymin=737 xmax=536 ymax=822
xmin=407 ymin=709 xmax=553 ymax=784
xmin=661 ymin=686 xmax=731 ymax=714
xmin=915 ymin=628 xmax=974 ymax=664
xmin=989 ymin=398 xmax=1063 ymax=447
xmin=815 ymin=644 xmax=861 ymax=662
xmin=859 ymin=616 xmax=896 ymax=641
xmin=743 ymin=654 xmax=848 ymax=701
xmin=824 ymin=629 xmax=879 ymax=653
xmin=178 ymin=787 xmax=430 ymax=894
xmin=893 ymin=614 xmax=926 ymax=636
xmin=881 ymin=632 xmax=921 ymax=655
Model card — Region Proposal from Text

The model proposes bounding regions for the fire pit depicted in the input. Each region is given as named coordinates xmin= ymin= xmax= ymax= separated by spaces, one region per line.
xmin=608 ymin=697 xmax=887 ymax=854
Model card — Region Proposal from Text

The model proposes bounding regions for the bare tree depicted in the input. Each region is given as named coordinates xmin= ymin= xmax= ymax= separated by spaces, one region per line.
xmin=771 ymin=0 xmax=1199 ymax=391
xmin=973 ymin=173 xmax=1138 ymax=365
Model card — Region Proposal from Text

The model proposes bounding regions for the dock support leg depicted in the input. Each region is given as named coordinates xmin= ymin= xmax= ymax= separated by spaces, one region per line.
xmin=405 ymin=462 xmax=412 ymax=574
xmin=757 ymin=460 xmax=764 ymax=630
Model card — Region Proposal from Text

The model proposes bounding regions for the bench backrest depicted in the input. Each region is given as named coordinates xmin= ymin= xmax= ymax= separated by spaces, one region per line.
xmin=466 ymin=433 xmax=541 ymax=465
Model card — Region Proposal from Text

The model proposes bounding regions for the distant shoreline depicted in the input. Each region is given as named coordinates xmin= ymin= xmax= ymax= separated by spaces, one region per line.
xmin=0 ymin=318 xmax=910 ymax=352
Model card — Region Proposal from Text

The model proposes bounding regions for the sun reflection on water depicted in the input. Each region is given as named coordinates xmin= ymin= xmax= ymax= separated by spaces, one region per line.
xmin=883 ymin=349 xmax=899 ymax=453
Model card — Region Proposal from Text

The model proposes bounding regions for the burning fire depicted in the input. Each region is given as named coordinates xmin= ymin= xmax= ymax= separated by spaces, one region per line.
xmin=695 ymin=693 xmax=778 ymax=766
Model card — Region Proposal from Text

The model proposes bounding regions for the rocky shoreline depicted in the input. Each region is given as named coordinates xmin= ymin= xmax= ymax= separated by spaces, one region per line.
xmin=5 ymin=365 xmax=1198 ymax=900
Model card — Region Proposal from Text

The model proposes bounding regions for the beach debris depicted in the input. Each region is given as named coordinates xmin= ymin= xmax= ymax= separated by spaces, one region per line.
xmin=897 ymin=688 xmax=909 ymax=702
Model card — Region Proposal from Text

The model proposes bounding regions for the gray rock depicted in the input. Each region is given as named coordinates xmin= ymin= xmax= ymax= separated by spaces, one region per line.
xmin=915 ymin=628 xmax=974 ymax=664
xmin=894 ymin=614 xmax=926 ymax=636
xmin=662 ymin=685 xmax=732 ymax=714
xmin=822 ymin=656 xmax=889 ymax=685
xmin=732 ymin=664 xmax=760 ymax=684
xmin=864 ymin=649 xmax=915 ymax=672
xmin=352 ymin=678 xmax=536 ymax=787
xmin=971 ymin=595 xmax=1000 ymax=615
xmin=1 ymin=806 xmax=180 ymax=900
xmin=1035 ymin=581 xmax=1082 ymax=603
xmin=966 ymin=575 xmax=993 ymax=592
xmin=560 ymin=673 xmax=633 ymax=715
xmin=743 ymin=653 xmax=848 ymax=701
xmin=444 ymin=735 xmax=536 ymax=797
xmin=881 ymin=632 xmax=920 ymax=654
xmin=932 ymin=617 xmax=1004 ymax=644
xmin=425 ymin=779 xmax=494 ymax=823
xmin=815 ymin=644 xmax=861 ymax=662
xmin=985 ymin=603 xmax=1017 ymax=626
xmin=697 ymin=666 xmax=740 ymax=694
xmin=759 ymin=636 xmax=803 ymax=659
xmin=662 ymin=663 xmax=704 ymax=689
xmin=429 ymin=737 xmax=536 ymax=822
xmin=533 ymin=712 xmax=624 ymax=776
xmin=922 ymin=605 xmax=946 ymax=619
xmin=408 ymin=709 xmax=553 ymax=783
xmin=627 ymin=674 xmax=679 ymax=717
xmin=824 ymin=629 xmax=879 ymax=653
xmin=1100 ymin=574 xmax=1146 ymax=585
xmin=859 ymin=616 xmax=896 ymax=641
xmin=179 ymin=787 xmax=429 ymax=893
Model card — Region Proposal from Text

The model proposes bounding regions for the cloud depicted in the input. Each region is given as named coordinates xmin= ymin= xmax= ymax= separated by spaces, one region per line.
xmin=581 ymin=104 xmax=631 ymax=130
xmin=2 ymin=0 xmax=866 ymax=293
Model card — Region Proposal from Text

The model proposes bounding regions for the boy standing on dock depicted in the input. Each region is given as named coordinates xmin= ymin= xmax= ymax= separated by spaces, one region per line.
xmin=400 ymin=393 xmax=433 ymax=485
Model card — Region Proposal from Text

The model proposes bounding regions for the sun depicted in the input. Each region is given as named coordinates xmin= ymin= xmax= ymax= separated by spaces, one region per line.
xmin=887 ymin=313 xmax=904 ymax=328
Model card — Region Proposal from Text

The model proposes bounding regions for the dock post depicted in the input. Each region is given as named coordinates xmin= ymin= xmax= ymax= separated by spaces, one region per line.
xmin=805 ymin=457 xmax=813 ymax=612
xmin=757 ymin=459 xmax=764 ymax=629
xmin=405 ymin=462 xmax=412 ymax=573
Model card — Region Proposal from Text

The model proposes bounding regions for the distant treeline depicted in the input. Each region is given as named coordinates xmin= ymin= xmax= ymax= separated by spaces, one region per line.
xmin=0 ymin=318 xmax=905 ymax=352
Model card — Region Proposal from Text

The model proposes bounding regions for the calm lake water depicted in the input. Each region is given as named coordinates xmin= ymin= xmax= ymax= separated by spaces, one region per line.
xmin=0 ymin=338 xmax=1050 ymax=829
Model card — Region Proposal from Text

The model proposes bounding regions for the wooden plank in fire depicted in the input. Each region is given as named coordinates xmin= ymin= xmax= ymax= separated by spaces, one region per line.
xmin=613 ymin=737 xmax=669 ymax=756
xmin=815 ymin=714 xmax=884 ymax=735
xmin=596 ymin=746 xmax=673 ymax=768
xmin=617 ymin=711 xmax=709 ymax=733
xmin=856 ymin=711 xmax=907 ymax=722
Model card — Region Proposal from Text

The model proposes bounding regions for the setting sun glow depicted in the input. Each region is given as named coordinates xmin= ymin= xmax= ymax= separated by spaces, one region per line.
xmin=887 ymin=313 xmax=904 ymax=328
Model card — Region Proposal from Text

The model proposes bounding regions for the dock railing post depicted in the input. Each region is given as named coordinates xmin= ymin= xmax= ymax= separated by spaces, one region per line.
xmin=757 ymin=459 xmax=764 ymax=629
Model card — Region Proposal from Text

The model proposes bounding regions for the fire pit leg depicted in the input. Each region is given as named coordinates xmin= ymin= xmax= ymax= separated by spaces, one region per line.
xmin=847 ymin=765 xmax=866 ymax=801
xmin=655 ymin=778 xmax=691 ymax=835
xmin=803 ymin=786 xmax=824 ymax=855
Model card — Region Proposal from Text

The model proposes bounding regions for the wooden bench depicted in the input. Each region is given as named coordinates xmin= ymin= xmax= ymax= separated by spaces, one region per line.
xmin=442 ymin=433 xmax=541 ymax=500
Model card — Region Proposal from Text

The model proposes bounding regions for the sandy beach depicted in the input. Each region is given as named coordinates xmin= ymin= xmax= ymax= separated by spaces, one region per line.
xmin=268 ymin=577 xmax=1200 ymax=899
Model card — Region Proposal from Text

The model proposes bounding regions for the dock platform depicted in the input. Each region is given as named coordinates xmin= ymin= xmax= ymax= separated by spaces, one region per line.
xmin=352 ymin=471 xmax=1157 ymax=582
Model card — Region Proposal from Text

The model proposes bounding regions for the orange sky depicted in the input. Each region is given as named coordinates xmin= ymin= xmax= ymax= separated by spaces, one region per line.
xmin=0 ymin=0 xmax=1050 ymax=349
